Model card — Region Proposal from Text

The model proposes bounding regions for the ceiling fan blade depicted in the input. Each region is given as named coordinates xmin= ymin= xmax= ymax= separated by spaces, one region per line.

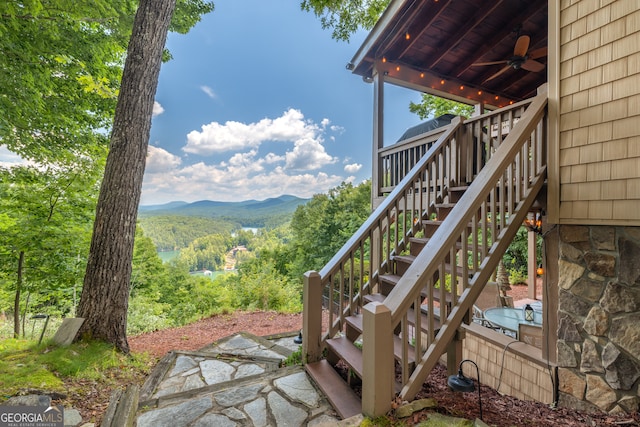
xmin=513 ymin=35 xmax=530 ymax=57
xmin=521 ymin=59 xmax=545 ymax=72
xmin=472 ymin=60 xmax=509 ymax=66
xmin=484 ymin=65 xmax=512 ymax=82
xmin=528 ymin=46 xmax=548 ymax=60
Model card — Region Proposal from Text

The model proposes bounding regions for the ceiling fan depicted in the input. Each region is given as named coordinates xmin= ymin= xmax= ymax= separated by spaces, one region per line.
xmin=472 ymin=34 xmax=547 ymax=82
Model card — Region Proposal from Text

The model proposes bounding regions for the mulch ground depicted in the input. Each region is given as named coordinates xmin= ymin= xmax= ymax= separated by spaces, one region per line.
xmin=126 ymin=308 xmax=639 ymax=427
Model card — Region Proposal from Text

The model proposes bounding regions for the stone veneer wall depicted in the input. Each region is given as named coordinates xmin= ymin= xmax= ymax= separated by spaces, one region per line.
xmin=556 ymin=225 xmax=640 ymax=414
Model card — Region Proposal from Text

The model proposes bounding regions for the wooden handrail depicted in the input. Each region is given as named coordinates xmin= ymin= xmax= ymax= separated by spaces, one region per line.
xmin=303 ymin=87 xmax=548 ymax=414
xmin=385 ymin=91 xmax=548 ymax=322
xmin=383 ymin=89 xmax=549 ymax=401
xmin=315 ymin=117 xmax=465 ymax=341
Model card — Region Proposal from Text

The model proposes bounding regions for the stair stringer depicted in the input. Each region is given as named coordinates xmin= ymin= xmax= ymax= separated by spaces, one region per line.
xmin=378 ymin=89 xmax=549 ymax=402
xmin=400 ymin=168 xmax=545 ymax=400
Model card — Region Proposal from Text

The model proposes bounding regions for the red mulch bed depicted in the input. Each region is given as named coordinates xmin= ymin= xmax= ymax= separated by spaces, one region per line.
xmin=127 ymin=288 xmax=639 ymax=426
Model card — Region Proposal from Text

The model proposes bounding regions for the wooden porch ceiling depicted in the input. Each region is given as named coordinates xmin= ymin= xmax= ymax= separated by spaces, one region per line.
xmin=349 ymin=0 xmax=548 ymax=108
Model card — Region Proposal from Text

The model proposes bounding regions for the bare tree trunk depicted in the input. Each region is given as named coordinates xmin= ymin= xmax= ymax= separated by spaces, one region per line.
xmin=22 ymin=292 xmax=30 ymax=337
xmin=13 ymin=251 xmax=24 ymax=338
xmin=76 ymin=0 xmax=176 ymax=353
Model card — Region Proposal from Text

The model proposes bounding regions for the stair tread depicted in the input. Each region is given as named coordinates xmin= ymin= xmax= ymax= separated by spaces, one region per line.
xmin=344 ymin=315 xmax=416 ymax=364
xmin=393 ymin=254 xmax=416 ymax=263
xmin=363 ymin=293 xmax=385 ymax=304
xmin=422 ymin=219 xmax=474 ymax=226
xmin=326 ymin=336 xmax=363 ymax=377
xmin=380 ymin=271 xmax=467 ymax=294
xmin=305 ymin=360 xmax=361 ymax=419
xmin=345 ymin=314 xmax=424 ymax=363
xmin=409 ymin=236 xmax=465 ymax=249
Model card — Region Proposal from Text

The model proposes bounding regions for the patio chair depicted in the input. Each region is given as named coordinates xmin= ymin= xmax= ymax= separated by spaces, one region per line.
xmin=472 ymin=304 xmax=502 ymax=332
xmin=471 ymin=282 xmax=505 ymax=331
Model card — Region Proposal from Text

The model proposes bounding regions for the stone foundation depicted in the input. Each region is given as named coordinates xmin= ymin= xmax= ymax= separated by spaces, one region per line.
xmin=556 ymin=225 xmax=640 ymax=414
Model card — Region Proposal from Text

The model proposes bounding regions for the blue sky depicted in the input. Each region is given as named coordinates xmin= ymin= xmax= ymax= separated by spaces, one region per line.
xmin=142 ymin=0 xmax=424 ymax=205
xmin=0 ymin=0 xmax=425 ymax=205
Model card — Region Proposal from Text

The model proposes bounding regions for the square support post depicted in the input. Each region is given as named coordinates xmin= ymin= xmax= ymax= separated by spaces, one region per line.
xmin=303 ymin=270 xmax=322 ymax=364
xmin=446 ymin=329 xmax=464 ymax=376
xmin=527 ymin=230 xmax=538 ymax=300
xmin=362 ymin=301 xmax=394 ymax=417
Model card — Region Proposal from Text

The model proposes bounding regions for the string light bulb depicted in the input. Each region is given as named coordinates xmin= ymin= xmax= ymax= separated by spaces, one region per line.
xmin=405 ymin=32 xmax=410 ymax=40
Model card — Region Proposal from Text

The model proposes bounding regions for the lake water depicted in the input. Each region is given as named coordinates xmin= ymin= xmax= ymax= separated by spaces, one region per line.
xmin=157 ymin=250 xmax=233 ymax=279
xmin=158 ymin=250 xmax=180 ymax=263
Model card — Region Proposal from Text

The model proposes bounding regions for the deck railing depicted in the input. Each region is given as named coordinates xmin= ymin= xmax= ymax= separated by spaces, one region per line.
xmin=303 ymin=87 xmax=548 ymax=416
xmin=378 ymin=126 xmax=449 ymax=195
xmin=374 ymin=101 xmax=534 ymax=203
xmin=304 ymin=117 xmax=465 ymax=361
xmin=379 ymin=89 xmax=548 ymax=407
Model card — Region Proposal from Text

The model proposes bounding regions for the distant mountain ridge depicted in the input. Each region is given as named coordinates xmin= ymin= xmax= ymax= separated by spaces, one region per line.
xmin=139 ymin=195 xmax=309 ymax=227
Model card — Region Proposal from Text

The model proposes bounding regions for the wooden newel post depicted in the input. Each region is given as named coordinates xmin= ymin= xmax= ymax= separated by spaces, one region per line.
xmin=303 ymin=270 xmax=322 ymax=364
xmin=362 ymin=301 xmax=394 ymax=417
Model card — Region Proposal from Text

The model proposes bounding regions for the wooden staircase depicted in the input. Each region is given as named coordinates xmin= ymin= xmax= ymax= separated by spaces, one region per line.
xmin=305 ymin=187 xmax=468 ymax=418
xmin=303 ymin=89 xmax=548 ymax=419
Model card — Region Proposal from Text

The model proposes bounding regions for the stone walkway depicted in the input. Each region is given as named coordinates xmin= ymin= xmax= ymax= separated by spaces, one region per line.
xmin=135 ymin=332 xmax=342 ymax=427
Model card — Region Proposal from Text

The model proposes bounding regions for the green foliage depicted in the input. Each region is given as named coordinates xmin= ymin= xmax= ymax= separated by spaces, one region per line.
xmin=300 ymin=0 xmax=389 ymax=42
xmin=138 ymin=215 xmax=238 ymax=251
xmin=0 ymin=338 xmax=151 ymax=399
xmin=283 ymin=347 xmax=302 ymax=366
xmin=127 ymin=294 xmax=173 ymax=335
xmin=0 ymin=339 xmax=64 ymax=395
xmin=222 ymin=259 xmax=302 ymax=313
xmin=303 ymin=1 xmax=475 ymax=123
xmin=0 ymin=163 xmax=102 ymax=322
xmin=131 ymin=227 xmax=171 ymax=296
xmin=0 ymin=0 xmax=213 ymax=164
xmin=409 ymin=94 xmax=475 ymax=120
xmin=0 ymin=1 xmax=130 ymax=164
xmin=171 ymin=0 xmax=214 ymax=34
xmin=289 ymin=181 xmax=371 ymax=278
xmin=503 ymin=227 xmax=541 ymax=281
xmin=139 ymin=196 xmax=308 ymax=232
xmin=178 ymin=233 xmax=232 ymax=272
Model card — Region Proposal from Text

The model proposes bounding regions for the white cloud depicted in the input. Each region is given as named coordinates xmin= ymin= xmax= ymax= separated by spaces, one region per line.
xmin=145 ymin=146 xmax=181 ymax=173
xmin=200 ymin=85 xmax=216 ymax=99
xmin=0 ymin=145 xmax=30 ymax=168
xmin=141 ymin=156 xmax=345 ymax=205
xmin=141 ymin=109 xmax=353 ymax=205
xmin=153 ymin=101 xmax=165 ymax=117
xmin=285 ymin=138 xmax=336 ymax=171
xmin=183 ymin=109 xmax=334 ymax=172
xmin=264 ymin=152 xmax=284 ymax=164
xmin=344 ymin=163 xmax=362 ymax=173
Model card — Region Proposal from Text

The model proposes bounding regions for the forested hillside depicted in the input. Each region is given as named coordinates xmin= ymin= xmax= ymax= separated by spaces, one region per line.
xmin=137 ymin=216 xmax=238 ymax=252
xmin=125 ymin=181 xmax=372 ymax=334
xmin=139 ymin=195 xmax=309 ymax=228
